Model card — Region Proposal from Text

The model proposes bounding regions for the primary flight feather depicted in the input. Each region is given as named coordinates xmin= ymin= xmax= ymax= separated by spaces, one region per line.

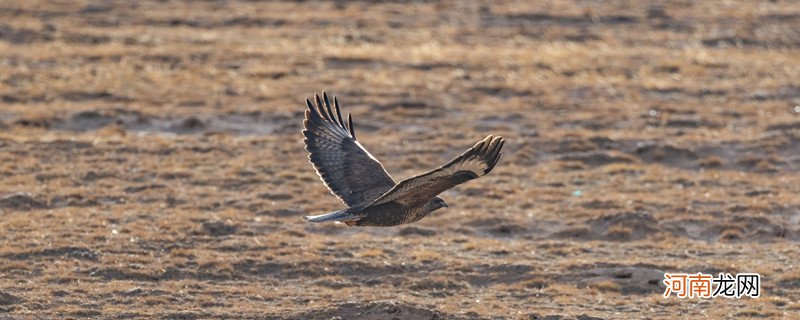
xmin=302 ymin=92 xmax=505 ymax=227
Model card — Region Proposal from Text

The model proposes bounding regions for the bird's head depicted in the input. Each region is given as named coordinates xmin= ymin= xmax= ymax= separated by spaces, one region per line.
xmin=432 ymin=197 xmax=448 ymax=210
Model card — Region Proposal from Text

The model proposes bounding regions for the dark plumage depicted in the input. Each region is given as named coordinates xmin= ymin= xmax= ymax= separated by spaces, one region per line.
xmin=302 ymin=92 xmax=505 ymax=227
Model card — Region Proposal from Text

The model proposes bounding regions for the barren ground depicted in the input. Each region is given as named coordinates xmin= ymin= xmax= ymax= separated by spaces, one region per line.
xmin=1 ymin=1 xmax=799 ymax=319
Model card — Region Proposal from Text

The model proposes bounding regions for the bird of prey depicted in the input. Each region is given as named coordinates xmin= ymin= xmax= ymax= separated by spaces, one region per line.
xmin=302 ymin=92 xmax=505 ymax=227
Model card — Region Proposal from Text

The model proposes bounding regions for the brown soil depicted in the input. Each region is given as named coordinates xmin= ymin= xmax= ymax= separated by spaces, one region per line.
xmin=1 ymin=1 xmax=799 ymax=319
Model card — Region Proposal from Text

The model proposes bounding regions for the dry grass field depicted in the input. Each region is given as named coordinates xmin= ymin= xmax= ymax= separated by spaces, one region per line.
xmin=1 ymin=0 xmax=799 ymax=319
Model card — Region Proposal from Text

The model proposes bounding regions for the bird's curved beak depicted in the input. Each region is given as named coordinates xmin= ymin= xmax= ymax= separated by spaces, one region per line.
xmin=443 ymin=202 xmax=449 ymax=208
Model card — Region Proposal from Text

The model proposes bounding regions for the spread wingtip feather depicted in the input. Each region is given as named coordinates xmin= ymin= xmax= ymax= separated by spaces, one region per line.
xmin=306 ymin=92 xmax=356 ymax=139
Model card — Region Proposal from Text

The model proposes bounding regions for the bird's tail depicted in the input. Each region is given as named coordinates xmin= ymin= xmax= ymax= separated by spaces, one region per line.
xmin=303 ymin=208 xmax=359 ymax=223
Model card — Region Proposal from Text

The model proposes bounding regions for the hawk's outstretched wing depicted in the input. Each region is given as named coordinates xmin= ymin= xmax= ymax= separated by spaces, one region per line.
xmin=368 ymin=135 xmax=504 ymax=208
xmin=303 ymin=92 xmax=396 ymax=207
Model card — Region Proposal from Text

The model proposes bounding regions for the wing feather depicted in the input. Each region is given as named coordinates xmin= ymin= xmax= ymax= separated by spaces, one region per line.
xmin=333 ymin=96 xmax=345 ymax=129
xmin=368 ymin=135 xmax=505 ymax=208
xmin=303 ymin=92 xmax=396 ymax=207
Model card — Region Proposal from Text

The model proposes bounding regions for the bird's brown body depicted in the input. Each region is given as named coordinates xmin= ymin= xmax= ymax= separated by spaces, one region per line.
xmin=301 ymin=92 xmax=504 ymax=227
xmin=340 ymin=199 xmax=444 ymax=227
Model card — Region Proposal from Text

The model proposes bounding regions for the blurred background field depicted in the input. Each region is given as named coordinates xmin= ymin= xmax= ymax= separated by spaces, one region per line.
xmin=0 ymin=1 xmax=799 ymax=318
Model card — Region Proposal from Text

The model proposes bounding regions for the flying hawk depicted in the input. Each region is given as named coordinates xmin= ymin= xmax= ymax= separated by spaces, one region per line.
xmin=302 ymin=92 xmax=505 ymax=227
